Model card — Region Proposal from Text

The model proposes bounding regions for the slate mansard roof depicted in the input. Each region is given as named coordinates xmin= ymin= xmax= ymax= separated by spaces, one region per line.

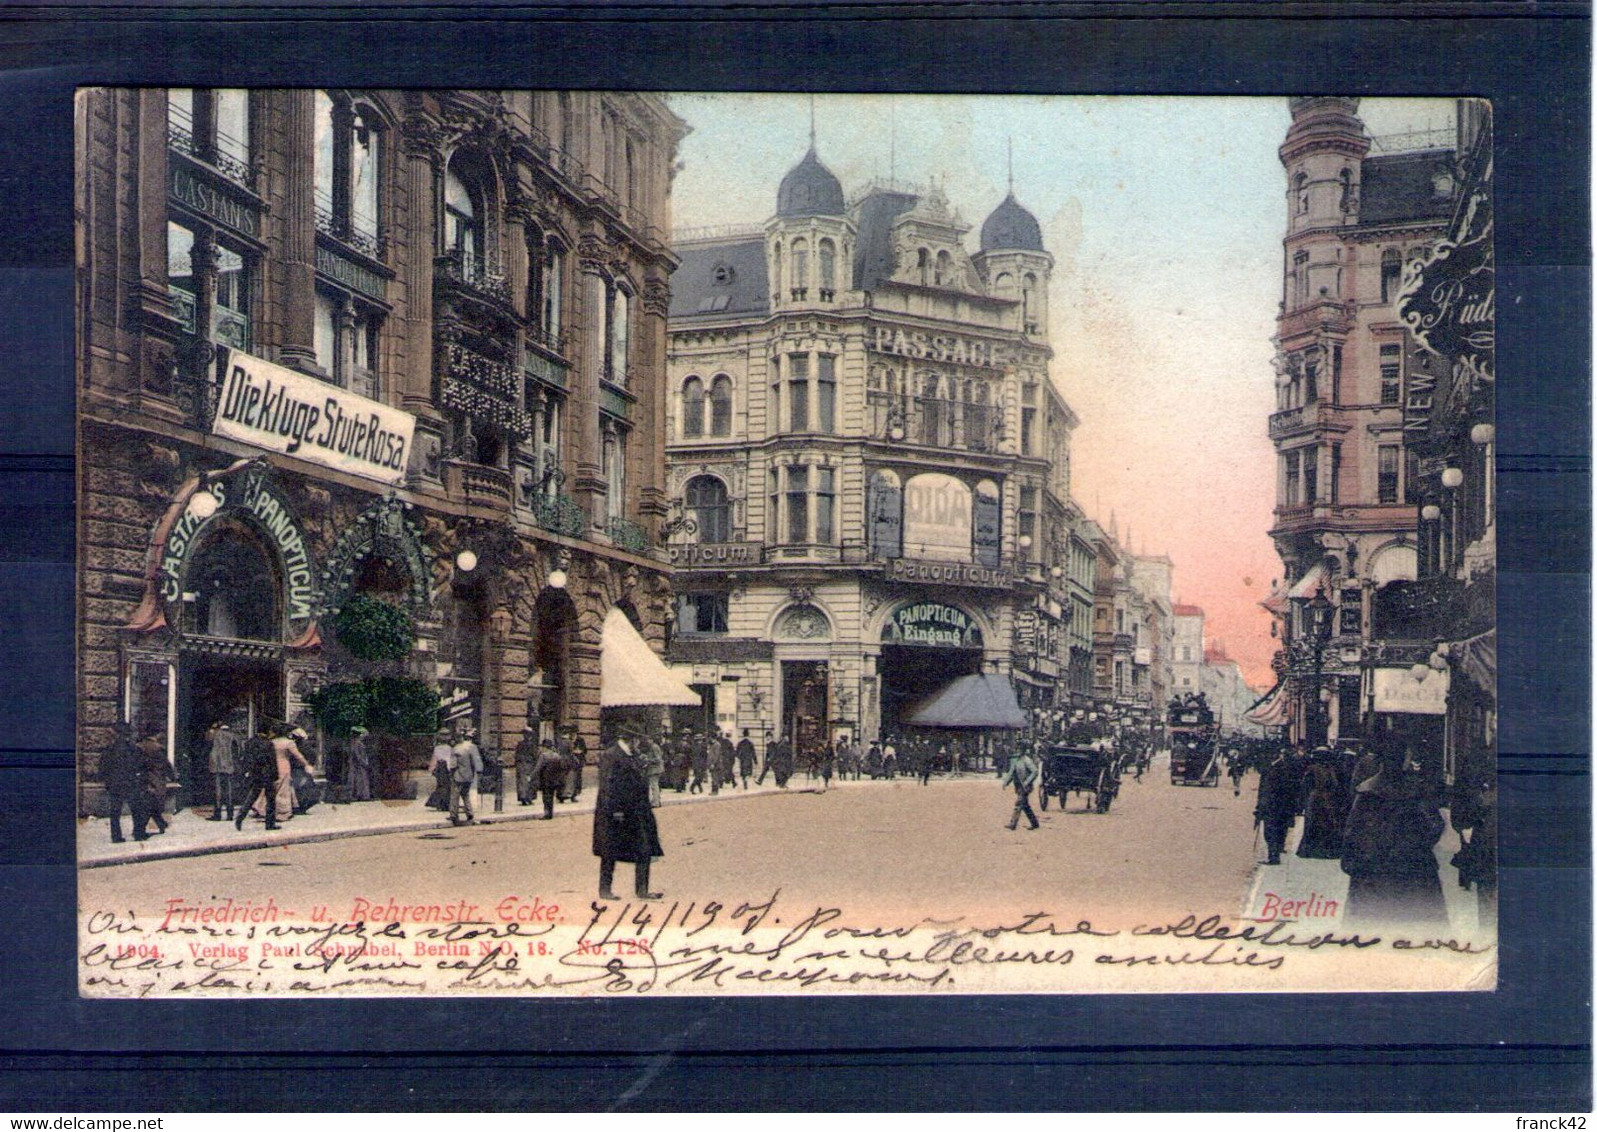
xmin=1359 ymin=151 xmax=1459 ymax=226
xmin=669 ymin=237 xmax=770 ymax=320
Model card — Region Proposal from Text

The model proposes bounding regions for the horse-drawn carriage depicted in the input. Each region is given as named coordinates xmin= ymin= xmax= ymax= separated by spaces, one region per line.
xmin=1168 ymin=693 xmax=1221 ymax=787
xmin=1036 ymin=744 xmax=1120 ymax=813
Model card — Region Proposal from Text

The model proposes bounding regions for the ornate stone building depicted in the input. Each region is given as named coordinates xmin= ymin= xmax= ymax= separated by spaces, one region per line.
xmin=663 ymin=144 xmax=1084 ymax=748
xmin=75 ymin=88 xmax=685 ymax=810
xmin=1266 ymin=96 xmax=1462 ymax=749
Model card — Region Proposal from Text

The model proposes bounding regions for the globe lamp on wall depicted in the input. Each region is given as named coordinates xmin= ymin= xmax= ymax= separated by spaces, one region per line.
xmin=187 ymin=489 xmax=220 ymax=520
xmin=1421 ymin=504 xmax=1442 ymax=522
xmin=1409 ymin=663 xmax=1430 ymax=683
xmin=547 ymin=568 xmax=568 ymax=590
xmin=1470 ymin=423 xmax=1495 ymax=446
xmin=455 ymin=550 xmax=478 ymax=573
xmin=1441 ymin=467 xmax=1464 ymax=489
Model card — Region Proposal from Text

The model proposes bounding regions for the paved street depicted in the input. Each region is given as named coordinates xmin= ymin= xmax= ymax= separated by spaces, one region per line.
xmin=81 ymin=762 xmax=1263 ymax=930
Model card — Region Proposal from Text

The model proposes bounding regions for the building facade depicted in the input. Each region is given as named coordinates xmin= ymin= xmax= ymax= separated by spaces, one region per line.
xmin=663 ymin=147 xmax=1080 ymax=747
xmin=1172 ymin=604 xmax=1205 ymax=696
xmin=75 ymin=88 xmax=686 ymax=810
xmin=1266 ymin=96 xmax=1461 ymax=749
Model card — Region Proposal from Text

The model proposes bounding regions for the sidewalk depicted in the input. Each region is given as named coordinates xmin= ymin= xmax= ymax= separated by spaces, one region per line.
xmin=1239 ymin=815 xmax=1487 ymax=939
xmin=78 ymin=772 xmax=851 ymax=870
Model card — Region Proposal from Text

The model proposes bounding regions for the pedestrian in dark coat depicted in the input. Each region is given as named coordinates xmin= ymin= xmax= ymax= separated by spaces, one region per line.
xmin=1001 ymin=748 xmax=1041 ymax=830
xmin=563 ymin=733 xmax=587 ymax=802
xmin=1341 ymin=748 xmax=1449 ymax=932
xmin=1254 ymin=747 xmax=1301 ymax=864
xmin=532 ymin=738 xmax=566 ymax=819
xmin=102 ymin=723 xmax=148 ymax=843
xmin=713 ymin=733 xmax=736 ymax=795
xmin=233 ymin=727 xmax=281 ymax=831
xmin=770 ymin=736 xmax=794 ymax=789
xmin=735 ymin=730 xmax=756 ymax=789
xmin=1295 ymin=748 xmax=1344 ymax=859
xmin=139 ymin=733 xmax=171 ymax=836
xmin=688 ymin=733 xmax=710 ymax=795
xmin=818 ymin=743 xmax=835 ymax=792
xmin=593 ymin=731 xmax=663 ymax=900
xmin=425 ymin=732 xmax=453 ymax=810
xmin=514 ymin=727 xmax=540 ymax=806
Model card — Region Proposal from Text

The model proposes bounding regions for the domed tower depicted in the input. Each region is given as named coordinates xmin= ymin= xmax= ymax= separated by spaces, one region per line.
xmin=974 ymin=191 xmax=1052 ymax=340
xmin=1279 ymin=97 xmax=1370 ymax=316
xmin=766 ymin=144 xmax=854 ymax=310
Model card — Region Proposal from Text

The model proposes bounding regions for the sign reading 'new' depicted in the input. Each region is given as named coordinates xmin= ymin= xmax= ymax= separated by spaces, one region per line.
xmin=213 ymin=349 xmax=416 ymax=485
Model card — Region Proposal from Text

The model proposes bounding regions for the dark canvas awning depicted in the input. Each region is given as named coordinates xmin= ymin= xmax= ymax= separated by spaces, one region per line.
xmin=1450 ymin=629 xmax=1497 ymax=701
xmin=903 ymin=674 xmax=1028 ymax=729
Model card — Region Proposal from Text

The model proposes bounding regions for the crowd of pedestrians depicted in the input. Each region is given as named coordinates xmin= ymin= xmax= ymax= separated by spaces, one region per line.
xmin=1248 ymin=739 xmax=1497 ymax=933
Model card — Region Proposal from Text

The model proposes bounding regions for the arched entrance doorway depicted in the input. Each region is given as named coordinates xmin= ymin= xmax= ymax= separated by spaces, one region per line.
xmin=878 ymin=601 xmax=985 ymax=735
xmin=531 ymin=586 xmax=578 ymax=737
xmin=176 ymin=520 xmax=287 ymax=805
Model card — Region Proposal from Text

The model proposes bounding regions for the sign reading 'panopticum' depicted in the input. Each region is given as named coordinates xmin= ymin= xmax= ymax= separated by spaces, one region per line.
xmin=213 ymin=349 xmax=415 ymax=484
xmin=884 ymin=602 xmax=983 ymax=649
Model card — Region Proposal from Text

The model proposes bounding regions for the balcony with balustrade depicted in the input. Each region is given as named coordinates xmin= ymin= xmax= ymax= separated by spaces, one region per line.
xmin=442 ymin=460 xmax=514 ymax=511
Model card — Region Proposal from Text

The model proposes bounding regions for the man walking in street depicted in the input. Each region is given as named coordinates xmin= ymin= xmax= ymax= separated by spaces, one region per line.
xmin=234 ymin=726 xmax=280 ymax=832
xmin=451 ymin=729 xmax=483 ymax=826
xmin=514 ymin=724 xmax=540 ymax=806
xmin=102 ymin=723 xmax=148 ymax=843
xmin=594 ymin=724 xmax=664 ymax=901
xmin=1254 ymin=745 xmax=1302 ymax=865
xmin=139 ymin=732 xmax=172 ymax=836
xmin=735 ymin=729 xmax=756 ymax=790
xmin=1001 ymin=745 xmax=1041 ymax=830
xmin=531 ymin=737 xmax=566 ymax=820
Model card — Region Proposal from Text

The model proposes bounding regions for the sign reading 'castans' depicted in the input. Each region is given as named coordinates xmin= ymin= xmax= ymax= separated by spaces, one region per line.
xmin=213 ymin=350 xmax=415 ymax=485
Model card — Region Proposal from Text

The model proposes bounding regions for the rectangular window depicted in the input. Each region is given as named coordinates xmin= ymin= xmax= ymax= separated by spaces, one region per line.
xmin=1378 ymin=445 xmax=1400 ymax=504
xmin=1331 ymin=345 xmax=1343 ymax=405
xmin=1303 ymin=445 xmax=1319 ymax=504
xmin=1330 ymin=443 xmax=1342 ymax=504
xmin=1018 ymin=486 xmax=1036 ymax=548
xmin=544 ymin=247 xmax=564 ymax=339
xmin=213 ymin=246 xmax=251 ymax=349
xmin=605 ymin=429 xmax=626 ymax=520
xmin=1020 ymin=407 xmax=1036 ymax=455
xmin=815 ymin=466 xmax=835 ymax=544
xmin=817 ymin=355 xmax=836 ymax=434
xmin=1292 ymin=250 xmax=1310 ymax=308
xmin=677 ymin=593 xmax=729 ymax=636
xmin=786 ymin=466 xmax=809 ymax=543
xmin=214 ymin=89 xmax=251 ymax=173
xmin=767 ymin=468 xmax=779 ymax=543
xmin=1304 ymin=361 xmax=1319 ymax=404
xmin=789 ymin=354 xmax=810 ymax=432
xmin=1284 ymin=450 xmax=1301 ymax=506
xmin=167 ymin=221 xmax=197 ymax=334
xmin=1380 ymin=344 xmax=1402 ymax=405
xmin=1404 ymin=447 xmax=1420 ymax=505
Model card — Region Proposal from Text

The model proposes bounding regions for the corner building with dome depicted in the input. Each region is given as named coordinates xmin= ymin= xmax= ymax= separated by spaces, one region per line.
xmin=664 ymin=144 xmax=1094 ymax=752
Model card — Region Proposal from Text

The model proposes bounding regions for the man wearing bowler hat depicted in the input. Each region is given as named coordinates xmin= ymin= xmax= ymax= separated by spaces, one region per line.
xmin=593 ymin=722 xmax=663 ymax=900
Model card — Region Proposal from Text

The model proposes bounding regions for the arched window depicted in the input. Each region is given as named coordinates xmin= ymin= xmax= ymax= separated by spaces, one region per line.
xmin=1338 ymin=168 xmax=1353 ymax=211
xmin=771 ymin=242 xmax=782 ymax=299
xmin=1380 ymin=247 xmax=1403 ymax=304
xmin=1294 ymin=171 xmax=1309 ymax=214
xmin=1022 ymin=273 xmax=1038 ymax=333
xmin=184 ymin=525 xmax=281 ymax=641
xmin=917 ymin=247 xmax=929 ymax=285
xmin=709 ymin=374 xmax=733 ymax=436
xmin=682 ymin=376 xmax=705 ymax=438
xmin=818 ymin=239 xmax=836 ymax=296
xmin=686 ymin=475 xmax=730 ymax=543
xmin=790 ymin=239 xmax=808 ymax=297
xmin=444 ymin=160 xmax=483 ymax=277
xmin=935 ymin=250 xmax=952 ymax=286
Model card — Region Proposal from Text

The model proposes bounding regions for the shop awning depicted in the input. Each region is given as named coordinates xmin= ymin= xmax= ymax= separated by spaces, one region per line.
xmin=902 ymin=673 xmax=1028 ymax=729
xmin=1287 ymin=562 xmax=1329 ymax=601
xmin=1450 ymin=629 xmax=1496 ymax=700
xmin=1245 ymin=682 xmax=1291 ymax=726
xmin=600 ymin=607 xmax=701 ymax=708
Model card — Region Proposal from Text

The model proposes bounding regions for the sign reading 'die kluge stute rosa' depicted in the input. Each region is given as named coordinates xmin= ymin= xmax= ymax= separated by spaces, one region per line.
xmin=213 ymin=350 xmax=415 ymax=485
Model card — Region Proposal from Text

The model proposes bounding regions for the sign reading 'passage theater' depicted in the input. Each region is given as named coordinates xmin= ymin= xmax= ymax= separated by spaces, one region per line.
xmin=213 ymin=349 xmax=415 ymax=485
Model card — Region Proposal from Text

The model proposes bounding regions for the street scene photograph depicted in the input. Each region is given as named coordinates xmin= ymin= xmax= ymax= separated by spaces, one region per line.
xmin=74 ymin=90 xmax=1496 ymax=996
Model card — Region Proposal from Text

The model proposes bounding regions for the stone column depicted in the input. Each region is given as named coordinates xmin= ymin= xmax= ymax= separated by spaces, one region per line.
xmin=278 ymin=89 xmax=319 ymax=373
xmin=401 ymin=110 xmax=441 ymax=415
xmin=637 ymin=271 xmax=672 ymax=538
xmin=572 ymin=234 xmax=609 ymax=523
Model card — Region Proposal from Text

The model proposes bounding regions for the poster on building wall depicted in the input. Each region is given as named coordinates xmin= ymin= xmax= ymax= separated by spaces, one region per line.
xmin=75 ymin=88 xmax=1501 ymax=1010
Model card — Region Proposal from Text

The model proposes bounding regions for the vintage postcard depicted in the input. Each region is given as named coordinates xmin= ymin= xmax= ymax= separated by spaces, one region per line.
xmin=75 ymin=90 xmax=1495 ymax=996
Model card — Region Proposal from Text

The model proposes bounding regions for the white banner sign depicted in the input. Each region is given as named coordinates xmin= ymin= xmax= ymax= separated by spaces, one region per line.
xmin=1372 ymin=667 xmax=1450 ymax=716
xmin=213 ymin=350 xmax=415 ymax=485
